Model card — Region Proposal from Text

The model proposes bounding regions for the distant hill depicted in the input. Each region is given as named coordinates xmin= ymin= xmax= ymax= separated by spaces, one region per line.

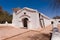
xmin=53 ymin=16 xmax=60 ymax=19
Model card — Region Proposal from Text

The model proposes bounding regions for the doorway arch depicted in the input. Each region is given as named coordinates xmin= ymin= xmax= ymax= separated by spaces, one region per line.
xmin=22 ymin=18 xmax=29 ymax=28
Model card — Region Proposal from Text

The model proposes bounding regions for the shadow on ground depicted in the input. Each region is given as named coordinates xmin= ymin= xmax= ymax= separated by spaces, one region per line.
xmin=27 ymin=33 xmax=51 ymax=40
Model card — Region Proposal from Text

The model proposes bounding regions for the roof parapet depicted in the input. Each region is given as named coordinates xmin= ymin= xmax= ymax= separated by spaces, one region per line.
xmin=12 ymin=7 xmax=21 ymax=13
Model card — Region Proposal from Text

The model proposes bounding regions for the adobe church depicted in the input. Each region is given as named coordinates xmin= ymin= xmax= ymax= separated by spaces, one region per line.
xmin=12 ymin=7 xmax=51 ymax=29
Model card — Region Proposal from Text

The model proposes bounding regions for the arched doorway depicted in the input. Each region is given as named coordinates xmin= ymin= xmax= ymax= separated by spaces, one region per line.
xmin=22 ymin=18 xmax=29 ymax=28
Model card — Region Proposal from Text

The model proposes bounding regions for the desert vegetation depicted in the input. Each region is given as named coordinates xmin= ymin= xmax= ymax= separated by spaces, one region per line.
xmin=0 ymin=6 xmax=12 ymax=23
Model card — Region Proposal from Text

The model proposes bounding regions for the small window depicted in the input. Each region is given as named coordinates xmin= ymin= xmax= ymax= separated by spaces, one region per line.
xmin=51 ymin=21 xmax=54 ymax=24
xmin=58 ymin=21 xmax=60 ymax=23
xmin=24 ymin=12 xmax=26 ymax=14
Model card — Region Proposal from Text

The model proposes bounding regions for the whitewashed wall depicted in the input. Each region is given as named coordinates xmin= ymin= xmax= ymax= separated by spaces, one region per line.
xmin=12 ymin=8 xmax=41 ymax=29
xmin=40 ymin=13 xmax=51 ymax=27
xmin=44 ymin=18 xmax=51 ymax=27
xmin=12 ymin=7 xmax=51 ymax=29
xmin=55 ymin=19 xmax=60 ymax=24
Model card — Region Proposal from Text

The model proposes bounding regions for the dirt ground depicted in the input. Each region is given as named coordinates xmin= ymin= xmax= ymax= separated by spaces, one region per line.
xmin=0 ymin=24 xmax=60 ymax=40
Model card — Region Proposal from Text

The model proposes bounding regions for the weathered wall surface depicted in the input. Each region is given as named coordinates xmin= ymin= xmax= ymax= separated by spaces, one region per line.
xmin=12 ymin=8 xmax=41 ymax=29
xmin=44 ymin=18 xmax=51 ymax=27
xmin=12 ymin=7 xmax=51 ymax=29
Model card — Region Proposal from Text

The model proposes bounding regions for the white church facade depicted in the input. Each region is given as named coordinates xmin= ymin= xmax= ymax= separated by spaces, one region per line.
xmin=12 ymin=7 xmax=51 ymax=29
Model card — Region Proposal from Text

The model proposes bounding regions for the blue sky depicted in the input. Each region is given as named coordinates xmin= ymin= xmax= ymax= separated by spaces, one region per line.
xmin=0 ymin=0 xmax=60 ymax=18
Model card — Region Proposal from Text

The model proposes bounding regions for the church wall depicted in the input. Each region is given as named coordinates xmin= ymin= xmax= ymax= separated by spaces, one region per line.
xmin=12 ymin=7 xmax=51 ymax=29
xmin=17 ymin=10 xmax=31 ymax=28
xmin=44 ymin=18 xmax=51 ymax=27
xmin=55 ymin=19 xmax=60 ymax=25
xmin=12 ymin=12 xmax=22 ymax=28
xmin=39 ymin=13 xmax=51 ymax=27
xmin=12 ymin=10 xmax=33 ymax=29
xmin=30 ymin=12 xmax=40 ymax=29
xmin=50 ymin=19 xmax=60 ymax=28
xmin=12 ymin=9 xmax=41 ymax=29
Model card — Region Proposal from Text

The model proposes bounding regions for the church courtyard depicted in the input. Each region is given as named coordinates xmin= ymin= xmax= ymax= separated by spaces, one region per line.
xmin=0 ymin=25 xmax=53 ymax=40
